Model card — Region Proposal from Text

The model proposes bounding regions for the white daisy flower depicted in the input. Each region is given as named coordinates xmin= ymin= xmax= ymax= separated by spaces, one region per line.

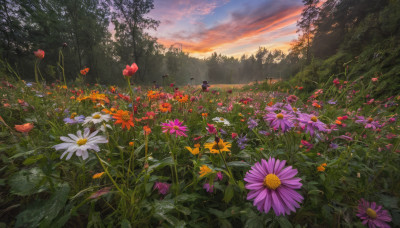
xmin=83 ymin=112 xmax=111 ymax=125
xmin=53 ymin=128 xmax=108 ymax=160
xmin=212 ymin=117 xmax=231 ymax=126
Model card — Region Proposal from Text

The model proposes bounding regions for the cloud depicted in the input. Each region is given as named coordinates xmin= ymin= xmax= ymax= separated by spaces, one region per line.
xmin=149 ymin=0 xmax=229 ymax=27
xmin=156 ymin=0 xmax=304 ymax=55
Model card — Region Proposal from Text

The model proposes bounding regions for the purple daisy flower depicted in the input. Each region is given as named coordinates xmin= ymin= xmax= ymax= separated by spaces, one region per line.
xmin=153 ymin=182 xmax=170 ymax=195
xmin=63 ymin=115 xmax=85 ymax=124
xmin=265 ymin=102 xmax=285 ymax=113
xmin=357 ymin=198 xmax=392 ymax=228
xmin=264 ymin=112 xmax=295 ymax=132
xmin=237 ymin=134 xmax=248 ymax=150
xmin=244 ymin=157 xmax=303 ymax=216
xmin=161 ymin=119 xmax=188 ymax=137
xmin=298 ymin=113 xmax=328 ymax=136
xmin=355 ymin=116 xmax=381 ymax=130
xmin=247 ymin=118 xmax=258 ymax=129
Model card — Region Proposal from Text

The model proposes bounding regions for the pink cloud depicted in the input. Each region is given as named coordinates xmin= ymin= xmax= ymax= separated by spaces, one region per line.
xmin=157 ymin=1 xmax=304 ymax=54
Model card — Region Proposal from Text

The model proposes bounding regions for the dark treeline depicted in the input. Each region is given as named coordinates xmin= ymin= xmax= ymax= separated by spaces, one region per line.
xmin=1 ymin=0 xmax=400 ymax=88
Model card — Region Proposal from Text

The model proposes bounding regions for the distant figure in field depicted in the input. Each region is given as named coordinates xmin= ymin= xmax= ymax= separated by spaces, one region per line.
xmin=202 ymin=81 xmax=210 ymax=92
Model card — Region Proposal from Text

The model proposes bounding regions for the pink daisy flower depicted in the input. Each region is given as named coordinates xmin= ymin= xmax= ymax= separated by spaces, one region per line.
xmin=244 ymin=157 xmax=303 ymax=216
xmin=264 ymin=112 xmax=295 ymax=132
xmin=161 ymin=119 xmax=188 ymax=137
xmin=357 ymin=198 xmax=392 ymax=228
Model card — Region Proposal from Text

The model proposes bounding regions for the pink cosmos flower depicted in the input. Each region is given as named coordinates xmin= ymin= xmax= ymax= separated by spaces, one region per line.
xmin=161 ymin=119 xmax=188 ymax=137
xmin=357 ymin=198 xmax=391 ymax=228
xmin=244 ymin=157 xmax=303 ymax=216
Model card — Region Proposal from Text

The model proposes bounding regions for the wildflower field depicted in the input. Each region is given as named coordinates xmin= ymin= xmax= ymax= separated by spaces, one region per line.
xmin=1 ymin=62 xmax=399 ymax=227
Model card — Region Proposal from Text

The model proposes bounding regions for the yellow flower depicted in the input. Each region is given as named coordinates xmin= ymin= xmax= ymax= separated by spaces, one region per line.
xmin=317 ymin=163 xmax=327 ymax=172
xmin=92 ymin=172 xmax=105 ymax=179
xmin=204 ymin=139 xmax=231 ymax=154
xmin=185 ymin=146 xmax=199 ymax=155
xmin=199 ymin=165 xmax=212 ymax=177
xmin=194 ymin=144 xmax=200 ymax=148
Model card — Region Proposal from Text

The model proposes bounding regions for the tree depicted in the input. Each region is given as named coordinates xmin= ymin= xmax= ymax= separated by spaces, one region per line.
xmin=110 ymin=0 xmax=159 ymax=81
xmin=297 ymin=0 xmax=320 ymax=64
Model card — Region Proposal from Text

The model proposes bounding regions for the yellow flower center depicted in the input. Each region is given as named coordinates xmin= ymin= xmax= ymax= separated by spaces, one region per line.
xmin=220 ymin=118 xmax=225 ymax=121
xmin=263 ymin=174 xmax=281 ymax=190
xmin=173 ymin=126 xmax=180 ymax=130
xmin=276 ymin=113 xmax=284 ymax=119
xmin=70 ymin=112 xmax=77 ymax=119
xmin=212 ymin=141 xmax=225 ymax=150
xmin=293 ymin=107 xmax=298 ymax=112
xmin=367 ymin=117 xmax=373 ymax=123
xmin=77 ymin=138 xmax=88 ymax=146
xmin=122 ymin=114 xmax=130 ymax=121
xmin=93 ymin=114 xmax=101 ymax=119
xmin=311 ymin=116 xmax=318 ymax=122
xmin=366 ymin=208 xmax=377 ymax=219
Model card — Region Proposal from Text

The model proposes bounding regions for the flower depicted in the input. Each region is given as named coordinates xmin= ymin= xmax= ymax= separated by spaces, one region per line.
xmin=34 ymin=49 xmax=45 ymax=59
xmin=80 ymin=67 xmax=90 ymax=75
xmin=298 ymin=113 xmax=329 ymax=136
xmin=161 ymin=119 xmax=188 ymax=137
xmin=92 ymin=172 xmax=105 ymax=179
xmin=143 ymin=126 xmax=151 ymax=135
xmin=247 ymin=118 xmax=258 ymax=129
xmin=186 ymin=146 xmax=199 ymax=155
xmin=264 ymin=112 xmax=295 ymax=132
xmin=63 ymin=113 xmax=85 ymax=124
xmin=153 ymin=182 xmax=170 ymax=195
xmin=317 ymin=163 xmax=327 ymax=172
xmin=14 ymin=123 xmax=34 ymax=133
xmin=199 ymin=165 xmax=212 ymax=177
xmin=237 ymin=134 xmax=248 ymax=150
xmin=216 ymin=171 xmax=223 ymax=181
xmin=159 ymin=103 xmax=172 ymax=113
xmin=83 ymin=112 xmax=111 ymax=125
xmin=123 ymin=63 xmax=138 ymax=77
xmin=204 ymin=138 xmax=231 ymax=154
xmin=355 ymin=116 xmax=381 ymax=130
xmin=203 ymin=183 xmax=214 ymax=193
xmin=212 ymin=117 xmax=231 ymax=126
xmin=206 ymin=123 xmax=217 ymax=134
xmin=53 ymin=128 xmax=108 ymax=160
xmin=112 ymin=110 xmax=134 ymax=130
xmin=244 ymin=157 xmax=303 ymax=216
xmin=357 ymin=198 xmax=392 ymax=228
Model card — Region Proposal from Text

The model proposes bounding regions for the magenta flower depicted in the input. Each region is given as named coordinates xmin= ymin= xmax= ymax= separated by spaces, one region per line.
xmin=298 ymin=113 xmax=329 ymax=136
xmin=355 ymin=116 xmax=381 ymax=130
xmin=161 ymin=119 xmax=188 ymax=137
xmin=206 ymin=123 xmax=217 ymax=135
xmin=203 ymin=183 xmax=214 ymax=193
xmin=153 ymin=182 xmax=170 ymax=195
xmin=215 ymin=171 xmax=223 ymax=181
xmin=357 ymin=198 xmax=392 ymax=228
xmin=264 ymin=112 xmax=295 ymax=132
xmin=244 ymin=157 xmax=303 ymax=216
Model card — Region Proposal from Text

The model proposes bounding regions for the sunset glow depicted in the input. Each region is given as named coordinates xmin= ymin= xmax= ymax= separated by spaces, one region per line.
xmin=147 ymin=0 xmax=304 ymax=58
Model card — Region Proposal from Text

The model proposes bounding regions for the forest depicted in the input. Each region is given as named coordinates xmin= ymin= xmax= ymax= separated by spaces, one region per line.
xmin=1 ymin=0 xmax=398 ymax=90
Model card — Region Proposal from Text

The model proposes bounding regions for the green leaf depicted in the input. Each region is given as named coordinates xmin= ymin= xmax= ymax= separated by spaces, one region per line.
xmin=15 ymin=183 xmax=70 ymax=228
xmin=23 ymin=154 xmax=45 ymax=165
xmin=276 ymin=216 xmax=293 ymax=228
xmin=120 ymin=219 xmax=132 ymax=228
xmin=223 ymin=185 xmax=235 ymax=203
xmin=226 ymin=161 xmax=251 ymax=168
xmin=8 ymin=168 xmax=47 ymax=196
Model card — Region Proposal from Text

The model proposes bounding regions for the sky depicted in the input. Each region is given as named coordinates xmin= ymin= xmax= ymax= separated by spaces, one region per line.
xmin=146 ymin=0 xmax=304 ymax=58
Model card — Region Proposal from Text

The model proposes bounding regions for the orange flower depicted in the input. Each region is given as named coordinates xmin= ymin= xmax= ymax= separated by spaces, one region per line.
xmin=159 ymin=103 xmax=172 ymax=113
xmin=199 ymin=165 xmax=212 ymax=177
xmin=34 ymin=49 xmax=45 ymax=59
xmin=202 ymin=113 xmax=208 ymax=117
xmin=112 ymin=110 xmax=134 ymax=130
xmin=129 ymin=142 xmax=134 ymax=146
xmin=80 ymin=67 xmax=90 ymax=75
xmin=143 ymin=126 xmax=151 ymax=135
xmin=14 ymin=123 xmax=34 ymax=133
xmin=92 ymin=172 xmax=105 ymax=179
xmin=312 ymin=102 xmax=321 ymax=109
xmin=317 ymin=163 xmax=327 ymax=172
xmin=335 ymin=120 xmax=342 ymax=125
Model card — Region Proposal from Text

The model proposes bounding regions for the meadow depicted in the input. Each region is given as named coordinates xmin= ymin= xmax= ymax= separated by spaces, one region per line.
xmin=0 ymin=61 xmax=399 ymax=228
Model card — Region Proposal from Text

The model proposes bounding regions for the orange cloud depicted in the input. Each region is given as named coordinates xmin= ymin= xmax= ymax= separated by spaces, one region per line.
xmin=157 ymin=2 xmax=304 ymax=55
